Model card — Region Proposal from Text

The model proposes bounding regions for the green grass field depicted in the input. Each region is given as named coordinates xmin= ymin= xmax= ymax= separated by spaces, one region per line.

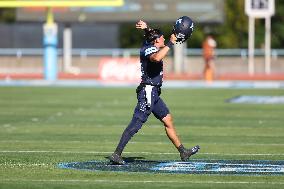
xmin=0 ymin=86 xmax=283 ymax=189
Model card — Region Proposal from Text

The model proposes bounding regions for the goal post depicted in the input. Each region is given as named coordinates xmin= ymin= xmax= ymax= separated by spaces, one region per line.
xmin=0 ymin=0 xmax=124 ymax=81
xmin=245 ymin=0 xmax=275 ymax=75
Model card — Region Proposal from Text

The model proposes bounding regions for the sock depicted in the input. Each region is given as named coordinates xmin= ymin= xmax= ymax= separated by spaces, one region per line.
xmin=177 ymin=144 xmax=186 ymax=153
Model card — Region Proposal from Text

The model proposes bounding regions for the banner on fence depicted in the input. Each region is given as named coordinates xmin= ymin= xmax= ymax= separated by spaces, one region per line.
xmin=98 ymin=58 xmax=141 ymax=83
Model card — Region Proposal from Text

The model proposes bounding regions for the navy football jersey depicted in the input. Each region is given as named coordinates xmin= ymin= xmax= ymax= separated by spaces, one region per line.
xmin=140 ymin=43 xmax=163 ymax=86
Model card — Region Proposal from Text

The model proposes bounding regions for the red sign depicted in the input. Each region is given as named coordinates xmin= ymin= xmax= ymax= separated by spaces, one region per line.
xmin=98 ymin=58 xmax=141 ymax=83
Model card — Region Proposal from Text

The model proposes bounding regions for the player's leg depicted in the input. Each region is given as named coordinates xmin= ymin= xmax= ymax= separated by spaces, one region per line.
xmin=152 ymin=98 xmax=200 ymax=161
xmin=203 ymin=58 xmax=209 ymax=77
xmin=204 ymin=59 xmax=212 ymax=82
xmin=109 ymin=115 xmax=144 ymax=165
xmin=208 ymin=59 xmax=216 ymax=78
xmin=109 ymin=86 xmax=151 ymax=165
xmin=161 ymin=114 xmax=200 ymax=161
xmin=161 ymin=114 xmax=181 ymax=148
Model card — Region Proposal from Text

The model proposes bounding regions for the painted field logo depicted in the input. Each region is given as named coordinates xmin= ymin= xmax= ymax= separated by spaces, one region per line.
xmin=150 ymin=161 xmax=284 ymax=175
xmin=58 ymin=160 xmax=284 ymax=175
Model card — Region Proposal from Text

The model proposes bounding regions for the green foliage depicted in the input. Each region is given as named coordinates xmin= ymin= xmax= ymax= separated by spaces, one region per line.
xmin=120 ymin=23 xmax=143 ymax=48
xmin=1 ymin=1 xmax=283 ymax=48
xmin=0 ymin=8 xmax=15 ymax=23
xmin=271 ymin=0 xmax=284 ymax=48
xmin=120 ymin=0 xmax=284 ymax=49
xmin=215 ymin=0 xmax=248 ymax=48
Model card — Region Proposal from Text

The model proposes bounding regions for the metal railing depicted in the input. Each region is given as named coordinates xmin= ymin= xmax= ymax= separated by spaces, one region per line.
xmin=0 ymin=48 xmax=284 ymax=58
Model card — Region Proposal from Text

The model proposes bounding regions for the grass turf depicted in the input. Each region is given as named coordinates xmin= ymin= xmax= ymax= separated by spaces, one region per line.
xmin=0 ymin=87 xmax=283 ymax=189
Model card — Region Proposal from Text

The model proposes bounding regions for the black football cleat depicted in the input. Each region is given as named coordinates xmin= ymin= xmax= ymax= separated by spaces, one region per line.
xmin=109 ymin=152 xmax=126 ymax=165
xmin=180 ymin=145 xmax=200 ymax=161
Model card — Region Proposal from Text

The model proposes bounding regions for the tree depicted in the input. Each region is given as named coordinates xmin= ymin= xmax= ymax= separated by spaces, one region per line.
xmin=120 ymin=0 xmax=284 ymax=49
xmin=214 ymin=0 xmax=248 ymax=48
xmin=0 ymin=8 xmax=15 ymax=23
xmin=270 ymin=0 xmax=284 ymax=48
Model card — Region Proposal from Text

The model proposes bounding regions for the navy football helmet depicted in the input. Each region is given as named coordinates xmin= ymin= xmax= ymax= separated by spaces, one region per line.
xmin=173 ymin=16 xmax=194 ymax=43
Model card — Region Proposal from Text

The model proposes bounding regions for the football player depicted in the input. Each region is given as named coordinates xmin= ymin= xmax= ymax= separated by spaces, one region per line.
xmin=109 ymin=18 xmax=199 ymax=165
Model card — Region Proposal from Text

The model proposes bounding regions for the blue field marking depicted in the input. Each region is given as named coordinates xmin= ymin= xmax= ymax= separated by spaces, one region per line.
xmin=58 ymin=160 xmax=284 ymax=175
xmin=227 ymin=95 xmax=284 ymax=104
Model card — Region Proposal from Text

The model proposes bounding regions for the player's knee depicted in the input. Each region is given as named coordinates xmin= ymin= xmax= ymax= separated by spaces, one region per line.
xmin=126 ymin=127 xmax=139 ymax=136
xmin=162 ymin=114 xmax=174 ymax=128
xmin=164 ymin=114 xmax=173 ymax=122
xmin=126 ymin=116 xmax=144 ymax=136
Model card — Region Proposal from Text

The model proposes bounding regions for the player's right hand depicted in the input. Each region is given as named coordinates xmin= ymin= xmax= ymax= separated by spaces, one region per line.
xmin=136 ymin=20 xmax=147 ymax=30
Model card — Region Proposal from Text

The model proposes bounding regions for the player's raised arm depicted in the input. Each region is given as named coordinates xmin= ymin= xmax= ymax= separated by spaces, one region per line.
xmin=149 ymin=33 xmax=177 ymax=62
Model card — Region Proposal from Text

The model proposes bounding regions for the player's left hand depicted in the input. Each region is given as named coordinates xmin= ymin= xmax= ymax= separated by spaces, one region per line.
xmin=170 ymin=33 xmax=177 ymax=43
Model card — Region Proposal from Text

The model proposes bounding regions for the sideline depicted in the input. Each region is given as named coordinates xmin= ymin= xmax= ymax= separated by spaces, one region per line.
xmin=0 ymin=80 xmax=284 ymax=89
xmin=1 ymin=150 xmax=284 ymax=156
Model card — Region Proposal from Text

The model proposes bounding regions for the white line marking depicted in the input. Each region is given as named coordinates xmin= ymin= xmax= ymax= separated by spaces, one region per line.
xmin=0 ymin=163 xmax=49 ymax=167
xmin=0 ymin=150 xmax=284 ymax=156
xmin=0 ymin=140 xmax=283 ymax=146
xmin=0 ymin=179 xmax=284 ymax=185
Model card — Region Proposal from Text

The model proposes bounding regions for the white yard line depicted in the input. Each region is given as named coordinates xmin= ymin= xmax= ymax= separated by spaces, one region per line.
xmin=0 ymin=140 xmax=283 ymax=146
xmin=0 ymin=179 xmax=284 ymax=185
xmin=0 ymin=163 xmax=49 ymax=166
xmin=0 ymin=150 xmax=284 ymax=156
